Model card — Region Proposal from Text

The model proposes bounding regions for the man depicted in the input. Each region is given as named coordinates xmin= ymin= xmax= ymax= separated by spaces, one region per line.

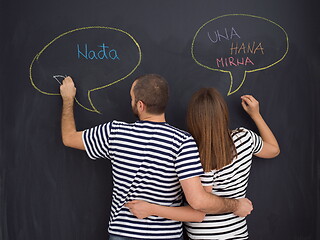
xmin=60 ymin=74 xmax=252 ymax=240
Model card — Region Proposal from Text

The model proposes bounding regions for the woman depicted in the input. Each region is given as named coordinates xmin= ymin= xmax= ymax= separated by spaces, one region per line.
xmin=126 ymin=88 xmax=280 ymax=239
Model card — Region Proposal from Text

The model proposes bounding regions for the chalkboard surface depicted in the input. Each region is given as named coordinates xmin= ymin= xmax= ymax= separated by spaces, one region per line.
xmin=0 ymin=0 xmax=319 ymax=239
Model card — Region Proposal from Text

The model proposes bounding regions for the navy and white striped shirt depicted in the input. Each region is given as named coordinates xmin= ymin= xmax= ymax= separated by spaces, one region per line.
xmin=83 ymin=120 xmax=204 ymax=239
xmin=185 ymin=127 xmax=263 ymax=240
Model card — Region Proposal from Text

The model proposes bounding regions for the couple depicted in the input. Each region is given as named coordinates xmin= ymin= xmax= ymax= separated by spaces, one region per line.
xmin=60 ymin=74 xmax=279 ymax=240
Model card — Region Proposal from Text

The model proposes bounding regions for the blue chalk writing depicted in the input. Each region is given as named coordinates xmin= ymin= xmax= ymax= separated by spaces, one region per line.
xmin=77 ymin=43 xmax=120 ymax=60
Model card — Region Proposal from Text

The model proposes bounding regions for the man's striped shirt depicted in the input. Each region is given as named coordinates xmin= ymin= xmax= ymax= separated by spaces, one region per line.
xmin=185 ymin=127 xmax=263 ymax=240
xmin=83 ymin=120 xmax=204 ymax=239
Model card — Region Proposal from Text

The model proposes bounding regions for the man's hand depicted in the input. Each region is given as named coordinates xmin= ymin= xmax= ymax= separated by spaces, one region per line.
xmin=60 ymin=76 xmax=76 ymax=101
xmin=125 ymin=200 xmax=154 ymax=219
xmin=233 ymin=198 xmax=253 ymax=217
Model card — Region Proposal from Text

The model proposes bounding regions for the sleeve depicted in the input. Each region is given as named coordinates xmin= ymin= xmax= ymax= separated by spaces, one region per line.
xmin=200 ymin=171 xmax=214 ymax=187
xmin=82 ymin=122 xmax=112 ymax=160
xmin=174 ymin=136 xmax=204 ymax=180
xmin=246 ymin=128 xmax=263 ymax=154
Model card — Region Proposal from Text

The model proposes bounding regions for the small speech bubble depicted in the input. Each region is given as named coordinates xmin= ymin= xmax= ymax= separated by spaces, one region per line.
xmin=191 ymin=14 xmax=289 ymax=95
xmin=29 ymin=26 xmax=142 ymax=113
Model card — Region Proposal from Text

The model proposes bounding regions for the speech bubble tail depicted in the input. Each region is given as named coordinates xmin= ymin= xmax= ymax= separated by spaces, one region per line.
xmin=74 ymin=96 xmax=101 ymax=114
xmin=227 ymin=71 xmax=248 ymax=96
xmin=88 ymin=90 xmax=102 ymax=114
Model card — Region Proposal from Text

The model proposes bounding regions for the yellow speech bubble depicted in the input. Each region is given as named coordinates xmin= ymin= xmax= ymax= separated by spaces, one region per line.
xmin=191 ymin=14 xmax=289 ymax=95
xmin=29 ymin=26 xmax=142 ymax=113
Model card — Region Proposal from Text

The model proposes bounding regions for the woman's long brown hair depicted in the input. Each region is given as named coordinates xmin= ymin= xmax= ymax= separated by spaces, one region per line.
xmin=187 ymin=88 xmax=237 ymax=171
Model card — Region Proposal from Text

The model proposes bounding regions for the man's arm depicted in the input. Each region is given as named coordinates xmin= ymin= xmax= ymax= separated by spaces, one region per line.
xmin=60 ymin=76 xmax=85 ymax=150
xmin=125 ymin=184 xmax=212 ymax=222
xmin=125 ymin=201 xmax=206 ymax=222
xmin=126 ymin=177 xmax=252 ymax=220
xmin=180 ymin=176 xmax=252 ymax=217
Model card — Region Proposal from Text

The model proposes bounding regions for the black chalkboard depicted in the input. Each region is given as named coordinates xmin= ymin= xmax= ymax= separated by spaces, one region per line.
xmin=1 ymin=0 xmax=319 ymax=239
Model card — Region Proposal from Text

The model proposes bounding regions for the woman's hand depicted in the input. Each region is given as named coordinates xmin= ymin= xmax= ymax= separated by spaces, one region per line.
xmin=241 ymin=94 xmax=280 ymax=158
xmin=241 ymin=95 xmax=260 ymax=119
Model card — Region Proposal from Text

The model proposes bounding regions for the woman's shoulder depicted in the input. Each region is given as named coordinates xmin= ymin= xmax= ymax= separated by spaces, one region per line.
xmin=231 ymin=127 xmax=248 ymax=135
xmin=230 ymin=127 xmax=256 ymax=140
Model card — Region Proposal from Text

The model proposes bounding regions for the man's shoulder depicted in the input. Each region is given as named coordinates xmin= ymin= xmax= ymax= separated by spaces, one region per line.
xmin=110 ymin=121 xmax=193 ymax=140
xmin=159 ymin=124 xmax=196 ymax=147
xmin=111 ymin=120 xmax=133 ymax=126
xmin=163 ymin=123 xmax=191 ymax=138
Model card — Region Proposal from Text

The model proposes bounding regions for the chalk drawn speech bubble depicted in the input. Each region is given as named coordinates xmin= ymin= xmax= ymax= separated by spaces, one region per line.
xmin=191 ymin=14 xmax=289 ymax=95
xmin=29 ymin=26 xmax=142 ymax=113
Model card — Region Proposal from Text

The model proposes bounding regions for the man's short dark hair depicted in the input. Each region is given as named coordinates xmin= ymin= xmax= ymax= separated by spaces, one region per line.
xmin=133 ymin=74 xmax=169 ymax=115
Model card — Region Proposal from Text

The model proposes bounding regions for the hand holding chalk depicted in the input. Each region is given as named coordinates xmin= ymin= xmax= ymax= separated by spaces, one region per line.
xmin=60 ymin=76 xmax=76 ymax=101
xmin=53 ymin=75 xmax=67 ymax=85
xmin=241 ymin=95 xmax=260 ymax=118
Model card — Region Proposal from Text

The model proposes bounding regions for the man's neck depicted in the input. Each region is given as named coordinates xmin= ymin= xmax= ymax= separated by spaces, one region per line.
xmin=139 ymin=113 xmax=166 ymax=123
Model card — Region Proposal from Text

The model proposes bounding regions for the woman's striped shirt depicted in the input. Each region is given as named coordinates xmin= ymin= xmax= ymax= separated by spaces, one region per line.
xmin=82 ymin=120 xmax=204 ymax=240
xmin=185 ymin=127 xmax=263 ymax=240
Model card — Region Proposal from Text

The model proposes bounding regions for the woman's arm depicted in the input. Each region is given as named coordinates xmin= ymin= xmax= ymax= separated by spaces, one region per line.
xmin=125 ymin=201 xmax=205 ymax=222
xmin=241 ymin=95 xmax=280 ymax=158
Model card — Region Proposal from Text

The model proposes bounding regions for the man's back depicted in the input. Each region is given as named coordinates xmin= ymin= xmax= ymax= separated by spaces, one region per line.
xmin=83 ymin=120 xmax=204 ymax=239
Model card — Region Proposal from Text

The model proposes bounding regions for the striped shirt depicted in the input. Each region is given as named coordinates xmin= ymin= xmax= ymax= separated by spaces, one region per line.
xmin=185 ymin=127 xmax=263 ymax=240
xmin=82 ymin=120 xmax=204 ymax=239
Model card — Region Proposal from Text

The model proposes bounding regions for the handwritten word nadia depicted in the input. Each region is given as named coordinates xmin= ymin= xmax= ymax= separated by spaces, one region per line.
xmin=77 ymin=43 xmax=120 ymax=60
xmin=230 ymin=42 xmax=264 ymax=55
xmin=208 ymin=27 xmax=241 ymax=43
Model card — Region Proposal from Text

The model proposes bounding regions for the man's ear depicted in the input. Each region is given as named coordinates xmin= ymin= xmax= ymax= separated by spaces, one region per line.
xmin=137 ymin=100 xmax=145 ymax=112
